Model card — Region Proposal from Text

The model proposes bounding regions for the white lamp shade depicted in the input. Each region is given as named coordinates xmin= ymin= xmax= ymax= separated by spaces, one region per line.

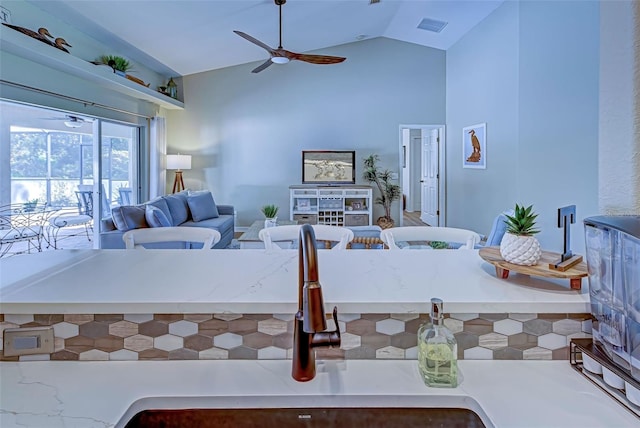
xmin=166 ymin=154 xmax=191 ymax=170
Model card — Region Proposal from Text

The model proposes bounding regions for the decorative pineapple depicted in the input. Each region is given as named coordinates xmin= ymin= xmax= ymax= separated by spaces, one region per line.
xmin=499 ymin=204 xmax=542 ymax=266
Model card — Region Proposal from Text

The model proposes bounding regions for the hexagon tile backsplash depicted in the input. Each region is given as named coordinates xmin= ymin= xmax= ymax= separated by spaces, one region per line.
xmin=0 ymin=312 xmax=592 ymax=362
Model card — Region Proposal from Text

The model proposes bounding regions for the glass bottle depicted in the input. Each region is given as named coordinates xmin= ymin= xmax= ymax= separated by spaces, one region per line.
xmin=417 ymin=298 xmax=458 ymax=387
xmin=167 ymin=77 xmax=178 ymax=99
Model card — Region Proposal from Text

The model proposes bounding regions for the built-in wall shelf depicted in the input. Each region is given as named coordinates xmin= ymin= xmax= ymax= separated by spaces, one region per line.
xmin=0 ymin=28 xmax=184 ymax=110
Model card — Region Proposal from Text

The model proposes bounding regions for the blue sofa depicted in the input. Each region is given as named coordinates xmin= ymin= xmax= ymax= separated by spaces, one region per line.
xmin=100 ymin=190 xmax=234 ymax=249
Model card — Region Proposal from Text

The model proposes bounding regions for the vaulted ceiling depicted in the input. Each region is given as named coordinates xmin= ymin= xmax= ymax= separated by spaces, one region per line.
xmin=30 ymin=0 xmax=504 ymax=76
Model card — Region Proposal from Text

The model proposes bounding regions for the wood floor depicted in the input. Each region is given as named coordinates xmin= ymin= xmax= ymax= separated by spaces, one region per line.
xmin=403 ymin=211 xmax=429 ymax=226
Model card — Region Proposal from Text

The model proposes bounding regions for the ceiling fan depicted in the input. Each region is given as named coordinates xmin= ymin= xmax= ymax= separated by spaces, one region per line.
xmin=234 ymin=0 xmax=346 ymax=73
xmin=42 ymin=115 xmax=90 ymax=128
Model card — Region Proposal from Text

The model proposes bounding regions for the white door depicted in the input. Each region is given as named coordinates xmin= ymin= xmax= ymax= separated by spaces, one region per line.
xmin=420 ymin=129 xmax=439 ymax=226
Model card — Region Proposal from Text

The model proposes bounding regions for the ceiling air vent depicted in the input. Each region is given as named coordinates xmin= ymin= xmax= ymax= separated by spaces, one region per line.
xmin=417 ymin=18 xmax=448 ymax=33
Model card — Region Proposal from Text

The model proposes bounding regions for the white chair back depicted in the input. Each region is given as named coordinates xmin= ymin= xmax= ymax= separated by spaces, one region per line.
xmin=122 ymin=227 xmax=220 ymax=249
xmin=258 ymin=224 xmax=354 ymax=250
xmin=380 ymin=226 xmax=481 ymax=250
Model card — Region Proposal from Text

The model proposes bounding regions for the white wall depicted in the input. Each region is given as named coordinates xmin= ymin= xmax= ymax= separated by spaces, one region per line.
xmin=166 ymin=37 xmax=446 ymax=227
xmin=447 ymin=0 xmax=600 ymax=255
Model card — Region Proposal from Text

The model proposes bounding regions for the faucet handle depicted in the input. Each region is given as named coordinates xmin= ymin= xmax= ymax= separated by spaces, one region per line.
xmin=330 ymin=306 xmax=341 ymax=343
xmin=310 ymin=306 xmax=341 ymax=349
xmin=326 ymin=306 xmax=342 ymax=347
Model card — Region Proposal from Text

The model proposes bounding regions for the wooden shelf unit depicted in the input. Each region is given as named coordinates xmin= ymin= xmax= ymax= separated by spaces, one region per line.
xmin=290 ymin=185 xmax=372 ymax=226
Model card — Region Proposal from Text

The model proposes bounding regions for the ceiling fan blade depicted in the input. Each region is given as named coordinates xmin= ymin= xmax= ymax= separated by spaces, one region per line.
xmin=284 ymin=51 xmax=346 ymax=65
xmin=233 ymin=30 xmax=275 ymax=54
xmin=236 ymin=0 xmax=346 ymax=73
xmin=251 ymin=59 xmax=274 ymax=74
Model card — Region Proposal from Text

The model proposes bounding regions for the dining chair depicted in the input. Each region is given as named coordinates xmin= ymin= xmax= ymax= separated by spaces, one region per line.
xmin=478 ymin=209 xmax=515 ymax=247
xmin=258 ymin=224 xmax=354 ymax=250
xmin=122 ymin=227 xmax=220 ymax=249
xmin=380 ymin=226 xmax=481 ymax=250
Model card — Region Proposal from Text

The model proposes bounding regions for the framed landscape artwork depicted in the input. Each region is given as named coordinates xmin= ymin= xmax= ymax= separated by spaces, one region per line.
xmin=462 ymin=123 xmax=486 ymax=169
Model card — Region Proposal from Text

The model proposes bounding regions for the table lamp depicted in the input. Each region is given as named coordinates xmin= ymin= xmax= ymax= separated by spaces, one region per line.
xmin=166 ymin=154 xmax=191 ymax=193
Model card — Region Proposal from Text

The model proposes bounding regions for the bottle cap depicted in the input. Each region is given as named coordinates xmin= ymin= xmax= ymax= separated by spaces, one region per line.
xmin=430 ymin=298 xmax=443 ymax=320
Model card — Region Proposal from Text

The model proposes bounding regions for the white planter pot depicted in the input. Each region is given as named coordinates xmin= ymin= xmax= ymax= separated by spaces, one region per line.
xmin=499 ymin=233 xmax=542 ymax=266
xmin=264 ymin=217 xmax=277 ymax=228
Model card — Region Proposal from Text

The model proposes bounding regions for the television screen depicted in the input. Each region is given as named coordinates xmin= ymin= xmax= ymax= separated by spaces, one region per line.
xmin=302 ymin=151 xmax=356 ymax=184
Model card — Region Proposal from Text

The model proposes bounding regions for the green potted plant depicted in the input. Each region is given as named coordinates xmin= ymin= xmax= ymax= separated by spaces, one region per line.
xmin=23 ymin=198 xmax=39 ymax=212
xmin=261 ymin=204 xmax=279 ymax=228
xmin=499 ymin=203 xmax=542 ymax=266
xmin=96 ymin=55 xmax=132 ymax=76
xmin=429 ymin=241 xmax=450 ymax=250
xmin=362 ymin=154 xmax=401 ymax=228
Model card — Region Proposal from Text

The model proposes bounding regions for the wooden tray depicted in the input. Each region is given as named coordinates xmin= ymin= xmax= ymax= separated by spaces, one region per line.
xmin=478 ymin=246 xmax=588 ymax=290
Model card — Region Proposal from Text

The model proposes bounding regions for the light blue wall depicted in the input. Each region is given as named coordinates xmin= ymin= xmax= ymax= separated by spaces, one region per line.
xmin=446 ymin=0 xmax=520 ymax=235
xmin=167 ymin=37 xmax=446 ymax=227
xmin=447 ymin=0 xmax=599 ymax=254
xmin=518 ymin=0 xmax=599 ymax=254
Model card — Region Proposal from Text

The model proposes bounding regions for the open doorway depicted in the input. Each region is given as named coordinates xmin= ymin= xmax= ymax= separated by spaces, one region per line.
xmin=398 ymin=124 xmax=446 ymax=227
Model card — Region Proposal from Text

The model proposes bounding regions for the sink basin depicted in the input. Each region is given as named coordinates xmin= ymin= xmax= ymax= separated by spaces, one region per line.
xmin=117 ymin=395 xmax=493 ymax=428
xmin=124 ymin=406 xmax=486 ymax=428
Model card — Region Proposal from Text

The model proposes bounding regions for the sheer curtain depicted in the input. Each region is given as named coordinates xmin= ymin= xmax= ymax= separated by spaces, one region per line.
xmin=149 ymin=116 xmax=166 ymax=199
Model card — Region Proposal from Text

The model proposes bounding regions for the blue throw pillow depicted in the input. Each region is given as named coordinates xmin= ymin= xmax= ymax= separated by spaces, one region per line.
xmin=147 ymin=197 xmax=174 ymax=225
xmin=145 ymin=205 xmax=171 ymax=228
xmin=163 ymin=192 xmax=189 ymax=225
xmin=111 ymin=205 xmax=148 ymax=231
xmin=187 ymin=191 xmax=219 ymax=222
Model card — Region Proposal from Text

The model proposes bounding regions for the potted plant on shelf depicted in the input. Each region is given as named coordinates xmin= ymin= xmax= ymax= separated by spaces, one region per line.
xmin=96 ymin=55 xmax=131 ymax=76
xmin=499 ymin=203 xmax=542 ymax=266
xmin=261 ymin=204 xmax=279 ymax=229
xmin=92 ymin=55 xmax=150 ymax=87
xmin=362 ymin=154 xmax=401 ymax=229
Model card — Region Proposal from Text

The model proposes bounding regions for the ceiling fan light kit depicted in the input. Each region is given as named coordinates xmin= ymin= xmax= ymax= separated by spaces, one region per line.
xmin=234 ymin=0 xmax=346 ymax=73
xmin=41 ymin=114 xmax=87 ymax=128
xmin=64 ymin=120 xmax=83 ymax=128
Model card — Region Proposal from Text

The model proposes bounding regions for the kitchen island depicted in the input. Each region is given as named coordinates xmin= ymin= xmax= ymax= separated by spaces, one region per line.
xmin=1 ymin=249 xmax=593 ymax=362
xmin=0 ymin=250 xmax=638 ymax=428
xmin=0 ymin=248 xmax=589 ymax=314
xmin=2 ymin=249 xmax=630 ymax=427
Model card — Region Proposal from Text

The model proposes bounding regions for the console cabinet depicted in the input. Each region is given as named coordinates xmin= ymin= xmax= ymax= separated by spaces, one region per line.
xmin=289 ymin=185 xmax=373 ymax=226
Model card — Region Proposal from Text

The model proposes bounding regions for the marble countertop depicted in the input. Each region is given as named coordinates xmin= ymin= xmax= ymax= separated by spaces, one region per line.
xmin=0 ymin=249 xmax=590 ymax=314
xmin=0 ymin=359 xmax=637 ymax=427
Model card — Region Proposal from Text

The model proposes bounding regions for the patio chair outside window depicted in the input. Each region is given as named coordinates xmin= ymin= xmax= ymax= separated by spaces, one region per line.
xmin=0 ymin=202 xmax=57 ymax=257
xmin=46 ymin=192 xmax=93 ymax=249
xmin=118 ymin=187 xmax=133 ymax=206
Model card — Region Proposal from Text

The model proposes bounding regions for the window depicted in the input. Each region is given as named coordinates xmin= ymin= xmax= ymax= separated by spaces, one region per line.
xmin=1 ymin=100 xmax=140 ymax=228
